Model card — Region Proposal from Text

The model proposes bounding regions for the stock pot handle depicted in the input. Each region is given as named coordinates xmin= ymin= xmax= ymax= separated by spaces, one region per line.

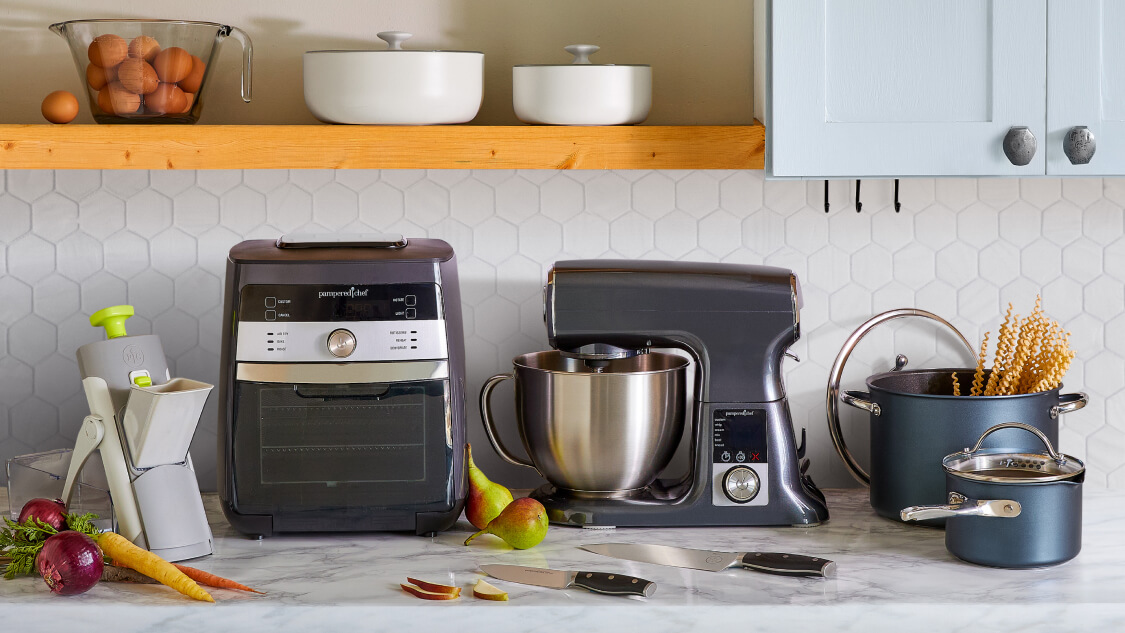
xmin=827 ymin=309 xmax=976 ymax=486
xmin=1052 ymin=392 xmax=1088 ymax=419
xmin=479 ymin=373 xmax=536 ymax=469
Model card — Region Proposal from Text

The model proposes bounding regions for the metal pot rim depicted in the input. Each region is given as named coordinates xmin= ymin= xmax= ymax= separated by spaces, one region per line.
xmin=512 ymin=350 xmax=689 ymax=376
xmin=867 ymin=368 xmax=1061 ymax=400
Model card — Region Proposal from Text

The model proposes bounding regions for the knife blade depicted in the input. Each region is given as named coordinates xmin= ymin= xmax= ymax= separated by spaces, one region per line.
xmin=479 ymin=564 xmax=656 ymax=597
xmin=580 ymin=543 xmax=836 ymax=578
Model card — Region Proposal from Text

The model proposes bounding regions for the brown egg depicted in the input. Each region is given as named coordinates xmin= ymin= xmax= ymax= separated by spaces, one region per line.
xmin=41 ymin=91 xmax=79 ymax=124
xmin=128 ymin=35 xmax=161 ymax=62
xmin=177 ymin=55 xmax=206 ymax=94
xmin=88 ymin=34 xmax=128 ymax=68
xmin=153 ymin=47 xmax=193 ymax=83
xmin=97 ymin=82 xmax=141 ymax=115
xmin=144 ymin=83 xmax=187 ymax=114
xmin=117 ymin=58 xmax=159 ymax=95
xmin=180 ymin=91 xmax=196 ymax=113
xmin=86 ymin=63 xmax=109 ymax=90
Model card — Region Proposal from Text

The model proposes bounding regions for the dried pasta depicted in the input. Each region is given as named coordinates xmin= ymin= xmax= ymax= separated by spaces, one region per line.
xmin=963 ymin=296 xmax=1073 ymax=396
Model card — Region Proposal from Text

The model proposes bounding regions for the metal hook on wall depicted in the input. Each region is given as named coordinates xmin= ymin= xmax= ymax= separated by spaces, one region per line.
xmin=855 ymin=180 xmax=862 ymax=213
xmin=824 ymin=180 xmax=830 ymax=214
xmin=894 ymin=179 xmax=901 ymax=213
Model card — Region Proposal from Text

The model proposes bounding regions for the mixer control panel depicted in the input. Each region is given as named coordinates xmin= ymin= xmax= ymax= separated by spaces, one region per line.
xmin=711 ymin=408 xmax=770 ymax=507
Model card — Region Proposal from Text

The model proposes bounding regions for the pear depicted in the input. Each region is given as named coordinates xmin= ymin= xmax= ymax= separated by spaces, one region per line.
xmin=472 ymin=578 xmax=509 ymax=601
xmin=464 ymin=497 xmax=549 ymax=549
xmin=465 ymin=443 xmax=513 ymax=530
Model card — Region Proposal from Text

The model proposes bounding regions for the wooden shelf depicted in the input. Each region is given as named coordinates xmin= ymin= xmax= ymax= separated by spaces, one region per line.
xmin=0 ymin=124 xmax=764 ymax=171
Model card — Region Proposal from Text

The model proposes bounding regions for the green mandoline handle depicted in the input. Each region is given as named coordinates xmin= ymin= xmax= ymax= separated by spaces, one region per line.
xmin=89 ymin=305 xmax=135 ymax=339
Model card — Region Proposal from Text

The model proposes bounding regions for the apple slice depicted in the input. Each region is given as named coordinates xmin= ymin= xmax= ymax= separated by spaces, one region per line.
xmin=401 ymin=583 xmax=460 ymax=600
xmin=405 ymin=577 xmax=462 ymax=596
xmin=472 ymin=578 xmax=509 ymax=601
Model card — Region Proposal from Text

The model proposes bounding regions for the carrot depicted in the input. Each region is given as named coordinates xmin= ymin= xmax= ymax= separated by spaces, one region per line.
xmin=174 ymin=564 xmax=265 ymax=594
xmin=96 ymin=532 xmax=213 ymax=602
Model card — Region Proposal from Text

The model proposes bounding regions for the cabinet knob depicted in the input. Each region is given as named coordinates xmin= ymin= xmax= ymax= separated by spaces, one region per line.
xmin=1064 ymin=126 xmax=1096 ymax=165
xmin=1003 ymin=126 xmax=1037 ymax=166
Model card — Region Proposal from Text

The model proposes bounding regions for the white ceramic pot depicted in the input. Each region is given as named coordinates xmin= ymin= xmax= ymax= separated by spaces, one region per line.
xmin=303 ymin=31 xmax=483 ymax=125
xmin=513 ymin=45 xmax=651 ymax=126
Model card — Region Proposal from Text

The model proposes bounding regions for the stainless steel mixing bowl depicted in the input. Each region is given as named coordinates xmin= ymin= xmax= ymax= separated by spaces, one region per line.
xmin=480 ymin=350 xmax=687 ymax=494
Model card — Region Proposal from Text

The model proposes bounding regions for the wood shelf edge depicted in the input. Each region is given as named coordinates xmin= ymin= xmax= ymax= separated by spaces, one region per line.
xmin=0 ymin=124 xmax=764 ymax=171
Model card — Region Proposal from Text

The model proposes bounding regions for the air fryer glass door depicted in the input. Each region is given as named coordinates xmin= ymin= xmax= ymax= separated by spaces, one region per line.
xmin=230 ymin=377 xmax=454 ymax=518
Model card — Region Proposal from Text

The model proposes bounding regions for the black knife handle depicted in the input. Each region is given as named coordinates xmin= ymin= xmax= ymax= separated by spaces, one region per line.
xmin=739 ymin=552 xmax=837 ymax=578
xmin=571 ymin=571 xmax=656 ymax=597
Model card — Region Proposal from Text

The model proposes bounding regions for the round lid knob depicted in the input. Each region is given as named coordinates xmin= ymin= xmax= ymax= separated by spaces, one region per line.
xmin=565 ymin=44 xmax=600 ymax=64
xmin=327 ymin=328 xmax=357 ymax=358
xmin=378 ymin=31 xmax=413 ymax=50
xmin=722 ymin=466 xmax=760 ymax=504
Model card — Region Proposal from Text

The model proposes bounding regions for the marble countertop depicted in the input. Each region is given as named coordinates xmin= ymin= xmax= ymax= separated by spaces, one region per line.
xmin=3 ymin=488 xmax=1123 ymax=633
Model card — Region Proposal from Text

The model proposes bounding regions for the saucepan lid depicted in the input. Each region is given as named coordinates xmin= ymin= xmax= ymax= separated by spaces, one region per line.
xmin=514 ymin=44 xmax=649 ymax=68
xmin=943 ymin=422 xmax=1085 ymax=483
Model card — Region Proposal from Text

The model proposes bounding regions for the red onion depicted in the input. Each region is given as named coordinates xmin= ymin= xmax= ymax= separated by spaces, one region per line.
xmin=37 ymin=532 xmax=103 ymax=596
xmin=18 ymin=498 xmax=67 ymax=531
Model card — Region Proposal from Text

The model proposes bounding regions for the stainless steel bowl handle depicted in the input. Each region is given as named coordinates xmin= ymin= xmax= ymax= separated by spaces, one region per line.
xmin=901 ymin=498 xmax=1022 ymax=521
xmin=827 ymin=309 xmax=976 ymax=486
xmin=1052 ymin=392 xmax=1088 ymax=419
xmin=965 ymin=422 xmax=1064 ymax=462
xmin=479 ymin=373 xmax=536 ymax=469
xmin=842 ymin=391 xmax=881 ymax=416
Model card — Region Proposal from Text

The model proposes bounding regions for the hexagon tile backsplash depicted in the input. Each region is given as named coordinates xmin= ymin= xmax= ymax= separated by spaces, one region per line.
xmin=2 ymin=170 xmax=1124 ymax=492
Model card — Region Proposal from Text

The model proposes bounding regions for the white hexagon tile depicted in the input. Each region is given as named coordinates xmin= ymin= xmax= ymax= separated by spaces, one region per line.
xmin=2 ymin=169 xmax=1125 ymax=492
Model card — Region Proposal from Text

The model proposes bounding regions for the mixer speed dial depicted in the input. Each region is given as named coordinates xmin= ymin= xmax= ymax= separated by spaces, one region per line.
xmin=722 ymin=466 xmax=760 ymax=503
xmin=327 ymin=328 xmax=357 ymax=358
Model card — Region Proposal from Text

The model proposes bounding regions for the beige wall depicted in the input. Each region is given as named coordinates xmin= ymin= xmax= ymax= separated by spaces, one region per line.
xmin=1 ymin=0 xmax=753 ymax=125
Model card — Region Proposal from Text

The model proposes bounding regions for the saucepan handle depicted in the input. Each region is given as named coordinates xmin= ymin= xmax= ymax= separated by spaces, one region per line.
xmin=479 ymin=373 xmax=536 ymax=469
xmin=1052 ymin=392 xmax=1088 ymax=419
xmin=901 ymin=498 xmax=1022 ymax=521
xmin=826 ymin=308 xmax=976 ymax=487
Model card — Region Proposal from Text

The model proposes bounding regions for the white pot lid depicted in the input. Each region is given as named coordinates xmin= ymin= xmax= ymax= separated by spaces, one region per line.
xmin=514 ymin=44 xmax=648 ymax=67
xmin=307 ymin=31 xmax=482 ymax=55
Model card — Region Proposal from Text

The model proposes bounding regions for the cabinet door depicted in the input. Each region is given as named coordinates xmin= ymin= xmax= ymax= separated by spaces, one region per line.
xmin=1047 ymin=0 xmax=1125 ymax=175
xmin=769 ymin=0 xmax=1047 ymax=178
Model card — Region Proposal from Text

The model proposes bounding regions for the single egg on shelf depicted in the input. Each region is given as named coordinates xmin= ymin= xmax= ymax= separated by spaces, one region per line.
xmin=42 ymin=90 xmax=79 ymax=123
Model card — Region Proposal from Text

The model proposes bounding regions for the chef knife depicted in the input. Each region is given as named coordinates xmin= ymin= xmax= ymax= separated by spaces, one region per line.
xmin=580 ymin=543 xmax=836 ymax=578
xmin=479 ymin=564 xmax=656 ymax=597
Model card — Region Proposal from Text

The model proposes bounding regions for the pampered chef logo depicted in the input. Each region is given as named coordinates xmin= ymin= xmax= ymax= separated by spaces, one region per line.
xmin=319 ymin=287 xmax=370 ymax=299
xmin=726 ymin=409 xmax=755 ymax=417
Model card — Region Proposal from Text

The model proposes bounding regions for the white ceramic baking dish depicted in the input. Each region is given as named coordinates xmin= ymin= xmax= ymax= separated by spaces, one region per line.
xmin=303 ymin=31 xmax=483 ymax=125
xmin=513 ymin=45 xmax=650 ymax=126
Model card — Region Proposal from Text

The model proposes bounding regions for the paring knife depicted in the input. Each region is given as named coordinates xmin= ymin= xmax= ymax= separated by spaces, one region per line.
xmin=480 ymin=564 xmax=656 ymax=597
xmin=580 ymin=543 xmax=836 ymax=578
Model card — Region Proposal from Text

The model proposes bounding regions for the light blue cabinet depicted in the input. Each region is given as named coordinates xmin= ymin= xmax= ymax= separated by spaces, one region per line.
xmin=765 ymin=0 xmax=1048 ymax=178
xmin=1047 ymin=0 xmax=1125 ymax=175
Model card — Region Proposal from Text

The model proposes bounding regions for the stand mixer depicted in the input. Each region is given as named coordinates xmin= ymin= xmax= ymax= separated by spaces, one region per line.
xmin=483 ymin=260 xmax=828 ymax=528
xmin=61 ymin=305 xmax=213 ymax=561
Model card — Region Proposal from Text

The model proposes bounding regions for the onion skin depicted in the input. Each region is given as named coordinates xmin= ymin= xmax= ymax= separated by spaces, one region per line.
xmin=37 ymin=532 xmax=104 ymax=596
xmin=18 ymin=498 xmax=67 ymax=531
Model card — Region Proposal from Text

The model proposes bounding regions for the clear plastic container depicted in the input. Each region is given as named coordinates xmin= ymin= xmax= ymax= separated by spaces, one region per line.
xmin=49 ymin=19 xmax=252 ymax=124
xmin=7 ymin=449 xmax=115 ymax=531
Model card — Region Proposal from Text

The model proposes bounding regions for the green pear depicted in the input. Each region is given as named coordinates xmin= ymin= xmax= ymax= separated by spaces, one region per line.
xmin=464 ymin=497 xmax=549 ymax=549
xmin=465 ymin=443 xmax=513 ymax=530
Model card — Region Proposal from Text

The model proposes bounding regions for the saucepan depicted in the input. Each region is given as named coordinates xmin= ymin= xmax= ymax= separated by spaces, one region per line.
xmin=827 ymin=309 xmax=1086 ymax=524
xmin=902 ymin=422 xmax=1084 ymax=568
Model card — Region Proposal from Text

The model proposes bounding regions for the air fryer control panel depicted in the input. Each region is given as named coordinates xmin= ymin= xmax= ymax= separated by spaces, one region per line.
xmin=710 ymin=408 xmax=770 ymax=507
xmin=234 ymin=283 xmax=449 ymax=362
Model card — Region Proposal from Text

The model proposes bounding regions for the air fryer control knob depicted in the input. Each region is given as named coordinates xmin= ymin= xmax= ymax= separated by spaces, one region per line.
xmin=722 ymin=466 xmax=760 ymax=503
xmin=327 ymin=328 xmax=357 ymax=358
